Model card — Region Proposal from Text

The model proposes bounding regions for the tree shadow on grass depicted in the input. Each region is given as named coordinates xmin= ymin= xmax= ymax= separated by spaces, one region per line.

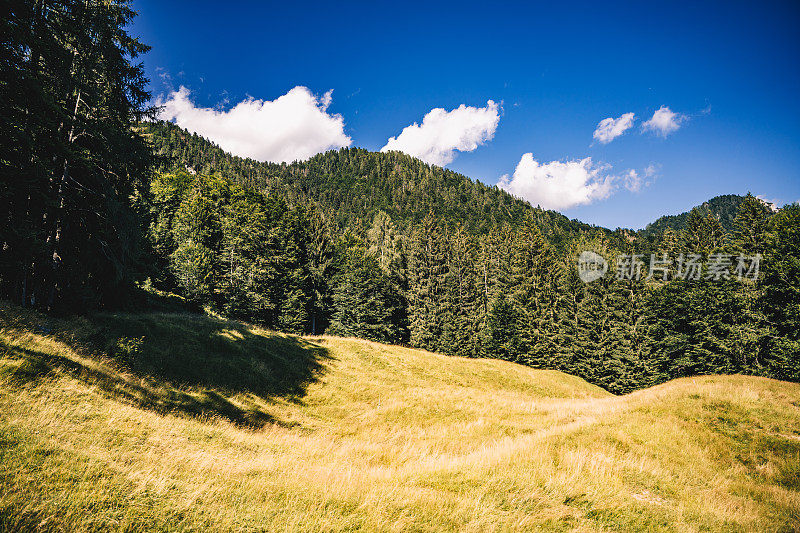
xmin=0 ymin=305 xmax=332 ymax=429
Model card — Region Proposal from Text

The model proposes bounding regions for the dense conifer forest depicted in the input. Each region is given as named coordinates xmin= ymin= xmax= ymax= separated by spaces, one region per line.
xmin=639 ymin=194 xmax=749 ymax=239
xmin=2 ymin=1 xmax=798 ymax=394
xmin=136 ymin=123 xmax=800 ymax=392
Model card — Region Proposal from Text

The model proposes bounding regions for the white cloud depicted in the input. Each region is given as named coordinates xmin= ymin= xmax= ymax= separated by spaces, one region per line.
xmin=623 ymin=169 xmax=642 ymax=192
xmin=499 ymin=155 xmax=661 ymax=210
xmin=499 ymin=155 xmax=614 ymax=211
xmin=623 ymin=164 xmax=658 ymax=193
xmin=380 ymin=101 xmax=500 ymax=166
xmin=593 ymin=112 xmax=635 ymax=144
xmin=642 ymin=106 xmax=686 ymax=137
xmin=156 ymin=86 xmax=351 ymax=163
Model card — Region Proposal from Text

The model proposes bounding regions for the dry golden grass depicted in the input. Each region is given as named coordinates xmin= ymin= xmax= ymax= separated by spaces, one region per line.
xmin=1 ymin=303 xmax=798 ymax=531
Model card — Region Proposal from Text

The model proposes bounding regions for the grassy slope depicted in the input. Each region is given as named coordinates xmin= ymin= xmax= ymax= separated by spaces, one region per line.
xmin=1 ymin=303 xmax=798 ymax=532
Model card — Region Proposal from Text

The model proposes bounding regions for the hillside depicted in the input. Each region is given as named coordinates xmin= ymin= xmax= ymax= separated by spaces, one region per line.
xmin=639 ymin=194 xmax=748 ymax=238
xmin=142 ymin=120 xmax=615 ymax=244
xmin=2 ymin=303 xmax=798 ymax=531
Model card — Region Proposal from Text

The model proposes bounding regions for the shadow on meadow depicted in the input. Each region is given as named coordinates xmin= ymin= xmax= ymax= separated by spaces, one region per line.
xmin=0 ymin=303 xmax=331 ymax=429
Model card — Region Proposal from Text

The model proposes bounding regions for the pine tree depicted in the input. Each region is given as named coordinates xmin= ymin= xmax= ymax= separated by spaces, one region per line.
xmin=407 ymin=216 xmax=448 ymax=351
xmin=0 ymin=0 xmax=154 ymax=309
xmin=554 ymin=261 xmax=583 ymax=373
xmin=682 ymin=208 xmax=724 ymax=256
xmin=276 ymin=208 xmax=312 ymax=334
xmin=329 ymin=247 xmax=404 ymax=343
xmin=484 ymin=292 xmax=523 ymax=362
xmin=306 ymin=209 xmax=336 ymax=335
xmin=507 ymin=214 xmax=558 ymax=367
xmin=759 ymin=204 xmax=800 ymax=380
xmin=732 ymin=193 xmax=772 ymax=255
xmin=441 ymin=225 xmax=482 ymax=357
xmin=169 ymin=177 xmax=226 ymax=304
xmin=219 ymin=185 xmax=279 ymax=323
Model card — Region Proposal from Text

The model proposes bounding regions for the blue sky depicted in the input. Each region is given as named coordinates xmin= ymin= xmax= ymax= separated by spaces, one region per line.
xmin=131 ymin=0 xmax=800 ymax=229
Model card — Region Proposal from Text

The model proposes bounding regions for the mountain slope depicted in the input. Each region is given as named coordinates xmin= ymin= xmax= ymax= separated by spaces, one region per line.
xmin=1 ymin=303 xmax=798 ymax=531
xmin=143 ymin=122 xmax=762 ymax=243
xmin=142 ymin=121 xmax=614 ymax=244
xmin=640 ymin=194 xmax=749 ymax=238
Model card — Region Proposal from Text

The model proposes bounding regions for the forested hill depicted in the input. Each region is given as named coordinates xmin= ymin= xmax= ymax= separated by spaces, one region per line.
xmin=144 ymin=121 xmax=766 ymax=246
xmin=136 ymin=120 xmax=800 ymax=395
xmin=640 ymin=194 xmax=750 ymax=238
xmin=142 ymin=121 xmax=615 ymax=246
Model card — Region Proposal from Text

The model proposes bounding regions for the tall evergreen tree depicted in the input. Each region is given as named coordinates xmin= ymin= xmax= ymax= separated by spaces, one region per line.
xmin=438 ymin=225 xmax=482 ymax=357
xmin=759 ymin=204 xmax=800 ymax=380
xmin=732 ymin=193 xmax=772 ymax=255
xmin=484 ymin=291 xmax=523 ymax=362
xmin=407 ymin=215 xmax=448 ymax=352
xmin=0 ymin=0 xmax=153 ymax=309
xmin=329 ymin=247 xmax=405 ymax=344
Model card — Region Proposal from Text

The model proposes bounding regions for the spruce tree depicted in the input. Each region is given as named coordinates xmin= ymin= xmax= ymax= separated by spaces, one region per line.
xmin=732 ymin=193 xmax=772 ymax=255
xmin=759 ymin=204 xmax=800 ymax=380
xmin=329 ymin=247 xmax=404 ymax=343
xmin=408 ymin=216 xmax=448 ymax=351
xmin=1 ymin=0 xmax=154 ymax=309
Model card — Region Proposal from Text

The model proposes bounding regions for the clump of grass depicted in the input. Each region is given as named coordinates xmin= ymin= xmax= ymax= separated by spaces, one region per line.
xmin=1 ymin=302 xmax=798 ymax=531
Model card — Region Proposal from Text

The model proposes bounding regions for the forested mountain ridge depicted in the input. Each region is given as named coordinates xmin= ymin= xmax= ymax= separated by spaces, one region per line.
xmin=141 ymin=120 xmax=618 ymax=248
xmin=640 ymin=194 xmax=752 ymax=238
xmin=143 ymin=122 xmax=759 ymax=244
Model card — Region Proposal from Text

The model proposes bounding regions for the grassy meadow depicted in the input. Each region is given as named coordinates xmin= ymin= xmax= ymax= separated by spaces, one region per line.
xmin=1 ymin=301 xmax=799 ymax=531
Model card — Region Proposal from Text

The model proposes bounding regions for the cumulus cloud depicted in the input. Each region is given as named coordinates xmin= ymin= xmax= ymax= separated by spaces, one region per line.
xmin=380 ymin=101 xmax=500 ymax=166
xmin=623 ymin=164 xmax=659 ymax=193
xmin=642 ymin=106 xmax=686 ymax=137
xmin=593 ymin=112 xmax=635 ymax=144
xmin=156 ymin=86 xmax=351 ymax=163
xmin=499 ymin=155 xmax=660 ymax=210
xmin=498 ymin=155 xmax=615 ymax=211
